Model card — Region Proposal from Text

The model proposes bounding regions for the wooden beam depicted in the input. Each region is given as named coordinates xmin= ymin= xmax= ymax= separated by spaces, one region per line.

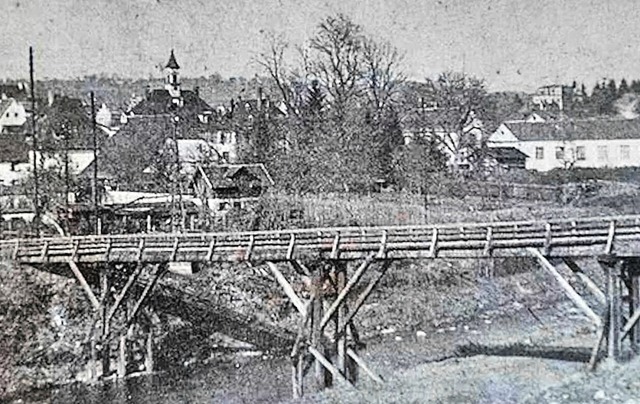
xmin=68 ymin=261 xmax=101 ymax=312
xmin=319 ymin=255 xmax=375 ymax=331
xmin=338 ymin=261 xmax=392 ymax=339
xmin=106 ymin=264 xmax=144 ymax=325
xmin=126 ymin=265 xmax=165 ymax=328
xmin=605 ymin=261 xmax=623 ymax=360
xmin=528 ymin=248 xmax=601 ymax=326
xmin=630 ymin=273 xmax=640 ymax=350
xmin=308 ymin=346 xmax=351 ymax=386
xmin=347 ymin=348 xmax=384 ymax=384
xmin=588 ymin=312 xmax=609 ymax=371
xmin=563 ymin=259 xmax=606 ymax=305
xmin=266 ymin=262 xmax=306 ymax=315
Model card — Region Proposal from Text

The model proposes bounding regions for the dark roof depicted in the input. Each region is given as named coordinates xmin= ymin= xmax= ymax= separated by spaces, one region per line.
xmin=197 ymin=164 xmax=274 ymax=189
xmin=0 ymin=83 xmax=29 ymax=101
xmin=487 ymin=147 xmax=528 ymax=159
xmin=0 ymin=134 xmax=29 ymax=162
xmin=129 ymin=89 xmax=212 ymax=116
xmin=0 ymin=100 xmax=12 ymax=116
xmin=504 ymin=118 xmax=640 ymax=142
xmin=166 ymin=50 xmax=180 ymax=70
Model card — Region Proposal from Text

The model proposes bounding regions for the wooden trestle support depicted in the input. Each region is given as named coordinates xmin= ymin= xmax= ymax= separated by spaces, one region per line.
xmin=266 ymin=256 xmax=388 ymax=397
xmin=67 ymin=261 xmax=165 ymax=380
xmin=528 ymin=250 xmax=640 ymax=368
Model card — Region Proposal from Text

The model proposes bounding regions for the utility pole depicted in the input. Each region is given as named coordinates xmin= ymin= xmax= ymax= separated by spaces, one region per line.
xmin=91 ymin=92 xmax=99 ymax=234
xmin=29 ymin=46 xmax=40 ymax=236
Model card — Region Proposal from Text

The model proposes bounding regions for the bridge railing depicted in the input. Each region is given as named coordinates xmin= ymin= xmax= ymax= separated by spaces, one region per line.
xmin=2 ymin=215 xmax=640 ymax=263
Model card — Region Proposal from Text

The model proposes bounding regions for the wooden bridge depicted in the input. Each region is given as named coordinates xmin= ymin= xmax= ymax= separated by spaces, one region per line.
xmin=2 ymin=214 xmax=640 ymax=398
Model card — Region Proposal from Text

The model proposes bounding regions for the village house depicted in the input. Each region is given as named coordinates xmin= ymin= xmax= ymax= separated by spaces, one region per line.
xmin=0 ymin=98 xmax=28 ymax=133
xmin=531 ymin=84 xmax=583 ymax=111
xmin=488 ymin=118 xmax=640 ymax=171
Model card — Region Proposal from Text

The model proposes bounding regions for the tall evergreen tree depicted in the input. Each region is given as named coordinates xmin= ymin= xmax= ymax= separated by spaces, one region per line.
xmin=619 ymin=78 xmax=629 ymax=94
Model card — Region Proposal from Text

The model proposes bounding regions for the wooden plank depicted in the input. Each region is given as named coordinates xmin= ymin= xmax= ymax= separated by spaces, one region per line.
xmin=245 ymin=235 xmax=255 ymax=261
xmin=68 ymin=261 xmax=101 ymax=312
xmin=563 ymin=259 xmax=606 ymax=305
xmin=528 ymin=248 xmax=601 ymax=326
xmin=286 ymin=234 xmax=296 ymax=260
xmin=330 ymin=234 xmax=340 ymax=259
xmin=588 ymin=312 xmax=608 ymax=371
xmin=377 ymin=230 xmax=388 ymax=259
xmin=428 ymin=228 xmax=438 ymax=258
xmin=543 ymin=223 xmax=552 ymax=256
xmin=308 ymin=346 xmax=351 ymax=386
xmin=169 ymin=238 xmax=179 ymax=261
xmin=136 ymin=238 xmax=145 ymax=262
xmin=205 ymin=238 xmax=216 ymax=261
xmin=605 ymin=221 xmax=616 ymax=254
xmin=346 ymin=348 xmax=384 ymax=384
xmin=266 ymin=262 xmax=306 ymax=314
xmin=483 ymin=227 xmax=493 ymax=257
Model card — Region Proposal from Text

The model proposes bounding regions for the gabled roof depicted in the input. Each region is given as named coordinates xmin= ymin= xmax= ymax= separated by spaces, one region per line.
xmin=503 ymin=118 xmax=640 ymax=142
xmin=0 ymin=100 xmax=12 ymax=117
xmin=166 ymin=50 xmax=180 ymax=70
xmin=129 ymin=89 xmax=212 ymax=116
xmin=196 ymin=163 xmax=274 ymax=190
xmin=0 ymin=83 xmax=29 ymax=101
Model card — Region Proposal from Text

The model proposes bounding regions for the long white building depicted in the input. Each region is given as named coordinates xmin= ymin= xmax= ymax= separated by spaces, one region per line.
xmin=488 ymin=118 xmax=640 ymax=171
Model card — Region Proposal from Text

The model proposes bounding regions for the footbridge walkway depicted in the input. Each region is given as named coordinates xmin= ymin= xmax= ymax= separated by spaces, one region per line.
xmin=2 ymin=214 xmax=640 ymax=398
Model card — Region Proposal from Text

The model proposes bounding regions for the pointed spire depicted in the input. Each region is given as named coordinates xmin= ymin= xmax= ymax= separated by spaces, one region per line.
xmin=166 ymin=49 xmax=180 ymax=70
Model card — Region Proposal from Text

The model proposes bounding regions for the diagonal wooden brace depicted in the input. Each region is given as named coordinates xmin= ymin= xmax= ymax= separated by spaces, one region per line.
xmin=319 ymin=255 xmax=376 ymax=331
xmin=106 ymin=264 xmax=144 ymax=325
xmin=126 ymin=265 xmax=166 ymax=329
xmin=529 ymin=248 xmax=601 ymax=326
xmin=68 ymin=261 xmax=101 ymax=312
xmin=267 ymin=262 xmax=306 ymax=314
xmin=336 ymin=261 xmax=392 ymax=341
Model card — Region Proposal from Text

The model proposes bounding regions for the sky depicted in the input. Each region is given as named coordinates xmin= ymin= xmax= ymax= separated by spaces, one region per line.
xmin=2 ymin=0 xmax=640 ymax=92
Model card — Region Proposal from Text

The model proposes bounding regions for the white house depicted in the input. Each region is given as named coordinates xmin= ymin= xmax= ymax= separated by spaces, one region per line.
xmin=488 ymin=118 xmax=640 ymax=171
xmin=0 ymin=98 xmax=27 ymax=132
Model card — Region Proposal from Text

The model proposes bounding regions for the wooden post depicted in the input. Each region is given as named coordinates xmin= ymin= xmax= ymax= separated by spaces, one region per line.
xmin=117 ymin=334 xmax=127 ymax=378
xmin=100 ymin=265 xmax=110 ymax=377
xmin=629 ymin=268 xmax=640 ymax=352
xmin=335 ymin=266 xmax=347 ymax=375
xmin=604 ymin=260 xmax=623 ymax=361
xmin=310 ymin=269 xmax=329 ymax=391
xmin=145 ymin=327 xmax=154 ymax=373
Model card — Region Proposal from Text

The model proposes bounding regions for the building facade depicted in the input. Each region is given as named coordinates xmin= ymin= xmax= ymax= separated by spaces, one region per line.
xmin=488 ymin=119 xmax=640 ymax=171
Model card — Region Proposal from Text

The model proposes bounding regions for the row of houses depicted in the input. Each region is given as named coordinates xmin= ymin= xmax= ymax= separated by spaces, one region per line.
xmin=0 ymin=52 xmax=275 ymax=234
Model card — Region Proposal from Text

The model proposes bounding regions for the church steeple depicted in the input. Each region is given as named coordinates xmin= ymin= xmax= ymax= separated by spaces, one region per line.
xmin=165 ymin=50 xmax=181 ymax=99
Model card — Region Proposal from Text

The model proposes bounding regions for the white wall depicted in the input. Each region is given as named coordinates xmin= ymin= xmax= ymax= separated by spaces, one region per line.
xmin=0 ymin=100 xmax=27 ymax=128
xmin=491 ymin=138 xmax=640 ymax=171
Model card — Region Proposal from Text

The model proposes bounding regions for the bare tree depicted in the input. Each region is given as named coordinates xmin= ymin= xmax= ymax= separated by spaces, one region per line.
xmin=361 ymin=38 xmax=405 ymax=114
xmin=306 ymin=14 xmax=365 ymax=112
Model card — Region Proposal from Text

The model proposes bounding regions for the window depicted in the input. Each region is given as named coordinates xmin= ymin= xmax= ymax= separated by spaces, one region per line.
xmin=222 ymin=151 xmax=230 ymax=161
xmin=576 ymin=146 xmax=586 ymax=161
xmin=555 ymin=146 xmax=564 ymax=160
xmin=535 ymin=147 xmax=544 ymax=160
xmin=14 ymin=113 xmax=18 ymax=117
xmin=621 ymin=145 xmax=631 ymax=160
xmin=597 ymin=145 xmax=608 ymax=161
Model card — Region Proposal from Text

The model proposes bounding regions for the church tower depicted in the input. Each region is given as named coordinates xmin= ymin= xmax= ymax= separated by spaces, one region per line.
xmin=165 ymin=50 xmax=181 ymax=100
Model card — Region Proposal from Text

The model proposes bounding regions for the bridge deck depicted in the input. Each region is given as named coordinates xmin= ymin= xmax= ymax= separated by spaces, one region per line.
xmin=2 ymin=215 xmax=640 ymax=264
